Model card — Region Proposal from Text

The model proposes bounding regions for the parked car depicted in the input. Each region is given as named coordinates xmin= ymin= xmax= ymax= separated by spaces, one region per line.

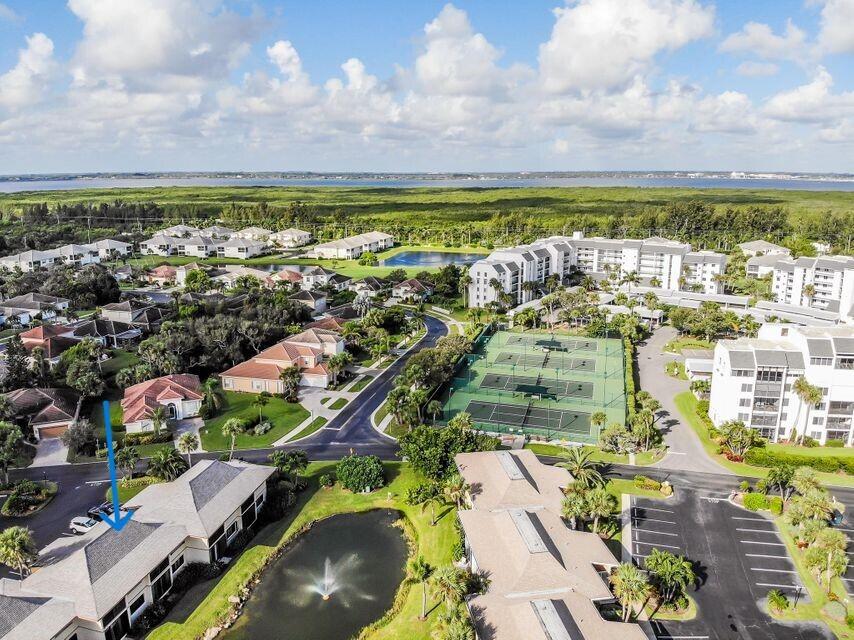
xmin=87 ymin=501 xmax=114 ymax=520
xmin=70 ymin=517 xmax=98 ymax=535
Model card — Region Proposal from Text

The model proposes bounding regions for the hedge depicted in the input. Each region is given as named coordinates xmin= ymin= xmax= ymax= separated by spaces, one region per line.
xmin=624 ymin=338 xmax=637 ymax=418
xmin=634 ymin=475 xmax=661 ymax=491
xmin=744 ymin=448 xmax=854 ymax=474
xmin=743 ymin=492 xmax=769 ymax=511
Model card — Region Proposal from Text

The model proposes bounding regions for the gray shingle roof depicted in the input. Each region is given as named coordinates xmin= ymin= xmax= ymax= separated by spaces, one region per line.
xmin=85 ymin=521 xmax=160 ymax=583
xmin=190 ymin=463 xmax=242 ymax=510
xmin=0 ymin=595 xmax=41 ymax=637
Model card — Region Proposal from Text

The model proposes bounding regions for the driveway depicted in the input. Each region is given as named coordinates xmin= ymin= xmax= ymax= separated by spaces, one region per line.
xmin=30 ymin=438 xmax=69 ymax=467
xmin=637 ymin=327 xmax=730 ymax=474
xmin=631 ymin=491 xmax=830 ymax=640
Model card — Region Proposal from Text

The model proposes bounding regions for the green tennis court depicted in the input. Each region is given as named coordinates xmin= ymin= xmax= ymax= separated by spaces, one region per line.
xmin=479 ymin=372 xmax=594 ymax=399
xmin=466 ymin=400 xmax=592 ymax=437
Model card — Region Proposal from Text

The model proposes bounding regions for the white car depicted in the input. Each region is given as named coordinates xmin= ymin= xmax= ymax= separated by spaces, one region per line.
xmin=70 ymin=517 xmax=98 ymax=535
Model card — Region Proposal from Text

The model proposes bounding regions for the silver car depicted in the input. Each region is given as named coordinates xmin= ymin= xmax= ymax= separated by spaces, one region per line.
xmin=70 ymin=516 xmax=98 ymax=535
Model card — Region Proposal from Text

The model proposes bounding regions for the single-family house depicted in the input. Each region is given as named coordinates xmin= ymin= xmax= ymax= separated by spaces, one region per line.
xmin=87 ymin=238 xmax=133 ymax=260
xmin=301 ymin=266 xmax=336 ymax=289
xmin=306 ymin=316 xmax=349 ymax=332
xmin=212 ymin=265 xmax=273 ymax=290
xmin=146 ymin=265 xmax=178 ymax=286
xmin=1 ymin=293 xmax=70 ymax=322
xmin=327 ymin=273 xmax=352 ymax=292
xmin=216 ymin=238 xmax=268 ymax=260
xmin=392 ymin=278 xmax=433 ymax=301
xmin=112 ymin=265 xmax=135 ymax=282
xmin=19 ymin=324 xmax=78 ymax=363
xmin=221 ymin=329 xmax=344 ymax=392
xmin=121 ymin=374 xmax=203 ymax=433
xmin=5 ymin=387 xmax=79 ymax=440
xmin=160 ymin=224 xmax=200 ymax=237
xmin=268 ymin=269 xmax=303 ymax=287
xmin=0 ymin=460 xmax=273 ymax=640
xmin=268 ymin=228 xmax=312 ymax=248
xmin=288 ymin=290 xmax=327 ymax=315
xmin=349 ymin=276 xmax=388 ymax=298
xmin=71 ymin=319 xmax=142 ymax=348
xmin=738 ymin=240 xmax=791 ymax=258
xmin=175 ymin=262 xmax=217 ymax=286
xmin=100 ymin=300 xmax=168 ymax=333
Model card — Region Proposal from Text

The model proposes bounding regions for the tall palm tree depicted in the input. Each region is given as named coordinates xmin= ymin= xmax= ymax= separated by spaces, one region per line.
xmin=431 ymin=566 xmax=466 ymax=610
xmin=177 ymin=432 xmax=200 ymax=466
xmin=610 ymin=563 xmax=651 ymax=622
xmin=0 ymin=526 xmax=37 ymax=579
xmin=115 ymin=446 xmax=140 ymax=485
xmin=558 ymin=448 xmax=603 ymax=488
xmin=426 ymin=400 xmax=443 ymax=424
xmin=590 ymin=411 xmax=607 ymax=437
xmin=802 ymin=283 xmax=816 ymax=307
xmin=253 ymin=392 xmax=270 ymax=422
xmin=561 ymin=488 xmax=588 ymax=531
xmin=645 ymin=549 xmax=696 ymax=604
xmin=792 ymin=377 xmax=822 ymax=445
xmin=150 ymin=406 xmax=168 ymax=438
xmin=201 ymin=378 xmax=225 ymax=415
xmin=409 ymin=555 xmax=434 ymax=621
xmin=443 ymin=473 xmax=469 ymax=510
xmin=458 ymin=272 xmax=472 ymax=308
xmin=585 ymin=487 xmax=616 ymax=534
xmin=222 ymin=418 xmax=244 ymax=461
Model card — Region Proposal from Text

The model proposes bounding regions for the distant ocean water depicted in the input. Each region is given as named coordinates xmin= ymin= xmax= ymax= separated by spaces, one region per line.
xmin=2 ymin=175 xmax=854 ymax=192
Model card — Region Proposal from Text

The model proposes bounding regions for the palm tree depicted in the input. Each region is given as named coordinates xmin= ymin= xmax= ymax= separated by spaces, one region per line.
xmin=792 ymin=377 xmax=822 ymax=445
xmin=201 ymin=378 xmax=225 ymax=415
xmin=269 ymin=449 xmax=309 ymax=484
xmin=253 ymin=392 xmax=270 ymax=422
xmin=177 ymin=432 xmax=200 ymax=466
xmin=150 ymin=406 xmax=168 ymax=438
xmin=767 ymin=463 xmax=795 ymax=502
xmin=767 ymin=589 xmax=790 ymax=613
xmin=558 ymin=448 xmax=603 ymax=488
xmin=644 ymin=549 xmax=696 ymax=605
xmin=802 ymin=283 xmax=816 ymax=307
xmin=443 ymin=473 xmax=469 ymax=510
xmin=115 ymin=446 xmax=140 ymax=485
xmin=0 ymin=526 xmax=37 ymax=579
xmin=561 ymin=488 xmax=588 ymax=530
xmin=432 ymin=606 xmax=474 ymax=640
xmin=222 ymin=418 xmax=244 ymax=461
xmin=610 ymin=563 xmax=651 ymax=622
xmin=431 ymin=566 xmax=466 ymax=611
xmin=426 ymin=400 xmax=443 ymax=424
xmin=459 ymin=272 xmax=472 ymax=307
xmin=409 ymin=555 xmax=434 ymax=621
xmin=146 ymin=447 xmax=188 ymax=481
xmin=279 ymin=365 xmax=302 ymax=403
xmin=590 ymin=411 xmax=607 ymax=437
xmin=585 ymin=487 xmax=616 ymax=534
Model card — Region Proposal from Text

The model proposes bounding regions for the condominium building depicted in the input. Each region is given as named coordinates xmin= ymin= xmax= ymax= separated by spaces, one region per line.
xmin=770 ymin=256 xmax=854 ymax=321
xmin=268 ymin=228 xmax=312 ymax=248
xmin=454 ymin=450 xmax=646 ymax=640
xmin=709 ymin=324 xmax=854 ymax=444
xmin=0 ymin=460 xmax=273 ymax=640
xmin=312 ymin=232 xmax=394 ymax=259
xmin=467 ymin=232 xmax=726 ymax=308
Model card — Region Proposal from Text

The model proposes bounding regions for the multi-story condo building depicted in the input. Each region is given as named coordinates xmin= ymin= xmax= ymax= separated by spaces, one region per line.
xmin=0 ymin=460 xmax=273 ymax=640
xmin=709 ymin=324 xmax=854 ymax=444
xmin=467 ymin=232 xmax=726 ymax=308
xmin=771 ymin=256 xmax=854 ymax=321
xmin=312 ymin=232 xmax=394 ymax=259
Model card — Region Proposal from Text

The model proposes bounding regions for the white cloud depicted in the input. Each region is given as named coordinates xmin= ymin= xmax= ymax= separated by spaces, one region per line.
xmin=815 ymin=0 xmax=854 ymax=54
xmin=691 ymin=91 xmax=759 ymax=134
xmin=735 ymin=61 xmax=779 ymax=77
xmin=764 ymin=68 xmax=854 ymax=124
xmin=539 ymin=0 xmax=715 ymax=93
xmin=0 ymin=33 xmax=55 ymax=110
xmin=720 ymin=20 xmax=808 ymax=62
xmin=0 ymin=3 xmax=20 ymax=22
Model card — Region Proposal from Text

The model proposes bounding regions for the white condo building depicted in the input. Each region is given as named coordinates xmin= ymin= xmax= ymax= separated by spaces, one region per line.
xmin=709 ymin=324 xmax=854 ymax=444
xmin=312 ymin=232 xmax=394 ymax=259
xmin=467 ymin=232 xmax=726 ymax=308
xmin=770 ymin=256 xmax=854 ymax=322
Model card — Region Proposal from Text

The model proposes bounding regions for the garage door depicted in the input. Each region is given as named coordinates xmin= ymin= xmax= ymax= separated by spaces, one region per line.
xmin=38 ymin=426 xmax=68 ymax=439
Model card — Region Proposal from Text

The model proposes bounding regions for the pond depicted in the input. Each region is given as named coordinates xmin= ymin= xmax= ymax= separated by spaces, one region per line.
xmin=381 ymin=250 xmax=484 ymax=267
xmin=222 ymin=510 xmax=408 ymax=640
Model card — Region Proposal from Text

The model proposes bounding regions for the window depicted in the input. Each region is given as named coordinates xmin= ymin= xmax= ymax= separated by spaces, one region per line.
xmin=739 ymin=398 xmax=751 ymax=407
xmin=813 ymin=416 xmax=825 ymax=426
xmin=128 ymin=593 xmax=146 ymax=617
xmin=226 ymin=521 xmax=239 ymax=540
xmin=149 ymin=558 xmax=169 ymax=582
xmin=741 ymin=383 xmax=753 ymax=392
xmin=738 ymin=413 xmax=750 ymax=421
xmin=171 ymin=555 xmax=185 ymax=574
xmin=252 ymin=380 xmax=264 ymax=391
xmin=810 ymin=357 xmax=832 ymax=366
xmin=223 ymin=378 xmax=233 ymax=389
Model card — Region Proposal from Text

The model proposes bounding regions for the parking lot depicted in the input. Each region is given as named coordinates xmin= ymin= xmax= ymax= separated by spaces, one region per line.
xmin=629 ymin=492 xmax=831 ymax=640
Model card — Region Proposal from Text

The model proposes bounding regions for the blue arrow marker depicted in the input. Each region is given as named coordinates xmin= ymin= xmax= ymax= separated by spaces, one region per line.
xmin=102 ymin=400 xmax=133 ymax=532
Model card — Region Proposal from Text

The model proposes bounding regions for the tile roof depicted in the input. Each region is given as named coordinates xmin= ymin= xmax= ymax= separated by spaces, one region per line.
xmin=121 ymin=374 xmax=202 ymax=423
xmin=5 ymin=388 xmax=79 ymax=425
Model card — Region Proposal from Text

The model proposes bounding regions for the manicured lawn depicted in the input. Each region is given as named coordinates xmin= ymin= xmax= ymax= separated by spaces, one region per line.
xmin=329 ymin=398 xmax=348 ymax=410
xmin=663 ymin=337 xmax=715 ymax=353
xmin=664 ymin=361 xmax=687 ymax=380
xmin=101 ymin=348 xmax=140 ymax=381
xmin=200 ymin=392 xmax=309 ymax=451
xmin=674 ymin=392 xmax=854 ymax=488
xmin=90 ymin=396 xmax=124 ymax=433
xmin=149 ymin=462 xmax=458 ymax=640
xmin=374 ymin=400 xmax=390 ymax=425
xmin=288 ymin=416 xmax=328 ymax=441
xmin=606 ymin=478 xmax=669 ymax=501
xmin=524 ymin=443 xmax=663 ymax=466
xmin=375 ymin=244 xmax=489 ymax=260
xmin=348 ymin=375 xmax=372 ymax=392
xmin=767 ymin=443 xmax=854 ymax=458
xmin=106 ymin=476 xmax=164 ymax=503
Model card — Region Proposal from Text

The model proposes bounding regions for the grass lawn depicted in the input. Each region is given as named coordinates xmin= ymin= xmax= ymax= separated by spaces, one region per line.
xmin=149 ymin=462 xmax=458 ymax=640
xmin=524 ymin=443 xmax=664 ymax=466
xmin=200 ymin=392 xmax=309 ymax=451
xmin=674 ymin=392 xmax=854 ymax=488
xmin=374 ymin=400 xmax=390 ymax=425
xmin=90 ymin=394 xmax=124 ymax=433
xmin=101 ymin=348 xmax=140 ymax=381
xmin=288 ymin=416 xmax=328 ymax=442
xmin=664 ymin=361 xmax=687 ymax=380
xmin=375 ymin=244 xmax=489 ymax=261
xmin=348 ymin=375 xmax=372 ymax=393
xmin=646 ymin=595 xmax=698 ymax=622
xmin=663 ymin=337 xmax=715 ymax=353
xmin=771 ymin=520 xmax=853 ymax=639
xmin=767 ymin=443 xmax=854 ymax=458
xmin=106 ymin=476 xmax=164 ymax=503
xmin=606 ymin=478 xmax=669 ymax=501
xmin=329 ymin=398 xmax=348 ymax=410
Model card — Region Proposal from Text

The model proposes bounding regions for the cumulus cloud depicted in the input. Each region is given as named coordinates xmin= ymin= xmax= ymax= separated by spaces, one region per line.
xmin=0 ymin=33 xmax=55 ymax=110
xmin=539 ymin=0 xmax=715 ymax=93
xmin=815 ymin=0 xmax=854 ymax=54
xmin=764 ymin=68 xmax=854 ymax=124
xmin=735 ymin=61 xmax=779 ymax=77
xmin=720 ymin=20 xmax=808 ymax=62
xmin=0 ymin=3 xmax=20 ymax=22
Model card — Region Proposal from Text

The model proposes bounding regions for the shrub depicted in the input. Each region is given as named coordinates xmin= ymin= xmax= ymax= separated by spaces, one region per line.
xmin=253 ymin=421 xmax=273 ymax=436
xmin=769 ymin=496 xmax=783 ymax=515
xmin=121 ymin=430 xmax=173 ymax=448
xmin=739 ymin=480 xmax=750 ymax=492
xmin=825 ymin=439 xmax=845 ymax=448
xmin=634 ymin=475 xmax=661 ymax=491
xmin=624 ymin=338 xmax=637 ymax=417
xmin=744 ymin=448 xmax=854 ymax=474
xmin=227 ymin=528 xmax=255 ymax=554
xmin=802 ymin=436 xmax=819 ymax=448
xmin=743 ymin=493 xmax=769 ymax=512
xmin=336 ymin=454 xmax=385 ymax=492
xmin=696 ymin=399 xmax=710 ymax=417
xmin=129 ymin=602 xmax=167 ymax=635
xmin=319 ymin=473 xmax=334 ymax=488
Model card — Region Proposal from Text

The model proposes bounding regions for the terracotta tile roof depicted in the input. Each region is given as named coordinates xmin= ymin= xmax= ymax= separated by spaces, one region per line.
xmin=286 ymin=328 xmax=342 ymax=346
xmin=302 ymin=362 xmax=331 ymax=376
xmin=19 ymin=324 xmax=70 ymax=341
xmin=306 ymin=316 xmax=348 ymax=331
xmin=220 ymin=360 xmax=284 ymax=381
xmin=22 ymin=335 xmax=77 ymax=359
xmin=121 ymin=374 xmax=202 ymax=423
xmin=256 ymin=341 xmax=320 ymax=362
xmin=272 ymin=270 xmax=302 ymax=282
xmin=148 ymin=265 xmax=177 ymax=278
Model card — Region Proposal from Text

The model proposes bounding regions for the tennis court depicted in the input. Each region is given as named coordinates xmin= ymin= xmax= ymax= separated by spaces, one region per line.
xmin=480 ymin=372 xmax=594 ymax=399
xmin=438 ymin=329 xmax=627 ymax=444
xmin=466 ymin=400 xmax=592 ymax=437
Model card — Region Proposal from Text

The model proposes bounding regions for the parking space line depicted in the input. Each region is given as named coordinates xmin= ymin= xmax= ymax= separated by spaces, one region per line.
xmin=633 ymin=528 xmax=679 ymax=537
xmin=632 ymin=516 xmax=677 ymax=525
xmin=737 ymin=528 xmax=778 ymax=533
xmin=751 ymin=568 xmax=798 ymax=574
xmin=633 ymin=506 xmax=674 ymax=514
xmin=732 ymin=516 xmax=771 ymax=522
xmin=746 ymin=553 xmax=788 ymax=559
xmin=634 ymin=541 xmax=681 ymax=550
xmin=741 ymin=540 xmax=786 ymax=546
xmin=756 ymin=583 xmax=803 ymax=590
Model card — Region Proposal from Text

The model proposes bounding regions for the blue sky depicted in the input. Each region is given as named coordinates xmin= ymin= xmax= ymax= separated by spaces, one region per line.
xmin=0 ymin=1 xmax=852 ymax=173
